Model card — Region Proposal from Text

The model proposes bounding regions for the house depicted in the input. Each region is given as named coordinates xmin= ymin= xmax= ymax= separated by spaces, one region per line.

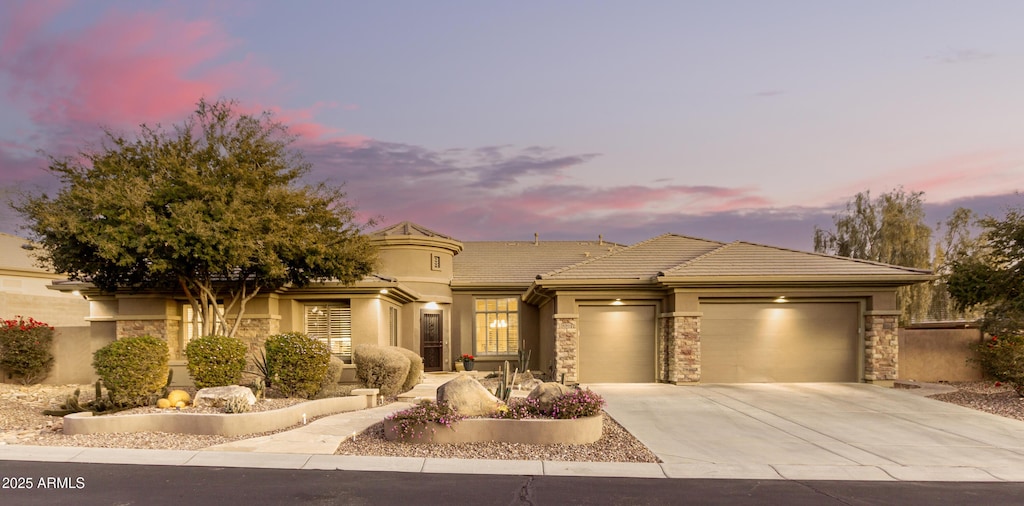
xmin=54 ymin=222 xmax=932 ymax=386
xmin=0 ymin=233 xmax=92 ymax=383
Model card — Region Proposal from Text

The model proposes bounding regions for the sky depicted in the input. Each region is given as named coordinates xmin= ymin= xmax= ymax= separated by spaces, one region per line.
xmin=1 ymin=0 xmax=1022 ymax=251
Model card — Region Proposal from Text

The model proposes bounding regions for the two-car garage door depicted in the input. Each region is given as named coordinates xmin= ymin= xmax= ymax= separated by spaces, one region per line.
xmin=575 ymin=301 xmax=862 ymax=383
xmin=701 ymin=302 xmax=861 ymax=383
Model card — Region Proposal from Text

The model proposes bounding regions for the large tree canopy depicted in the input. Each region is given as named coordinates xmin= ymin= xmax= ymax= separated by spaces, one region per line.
xmin=15 ymin=99 xmax=377 ymax=338
xmin=813 ymin=188 xmax=932 ymax=323
xmin=947 ymin=206 xmax=1024 ymax=337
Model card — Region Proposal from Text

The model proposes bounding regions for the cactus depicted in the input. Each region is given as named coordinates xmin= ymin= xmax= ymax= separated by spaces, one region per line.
xmin=43 ymin=388 xmax=86 ymax=416
xmin=493 ymin=360 xmax=519 ymax=403
xmin=223 ymin=396 xmax=252 ymax=414
xmin=517 ymin=339 xmax=531 ymax=373
xmin=160 ymin=369 xmax=174 ymax=398
xmin=251 ymin=377 xmax=266 ymax=400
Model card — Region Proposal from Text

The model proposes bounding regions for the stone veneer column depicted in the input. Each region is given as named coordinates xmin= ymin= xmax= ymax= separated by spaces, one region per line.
xmin=660 ymin=312 xmax=701 ymax=384
xmin=553 ymin=314 xmax=579 ymax=383
xmin=864 ymin=311 xmax=900 ymax=384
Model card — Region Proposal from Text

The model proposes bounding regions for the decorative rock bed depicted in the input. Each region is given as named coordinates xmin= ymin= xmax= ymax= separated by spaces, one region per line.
xmin=62 ymin=389 xmax=380 ymax=436
xmin=382 ymin=414 xmax=602 ymax=444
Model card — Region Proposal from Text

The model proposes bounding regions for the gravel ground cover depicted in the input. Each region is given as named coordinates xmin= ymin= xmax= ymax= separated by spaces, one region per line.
xmin=5 ymin=381 xmax=1021 ymax=461
xmin=927 ymin=381 xmax=1024 ymax=422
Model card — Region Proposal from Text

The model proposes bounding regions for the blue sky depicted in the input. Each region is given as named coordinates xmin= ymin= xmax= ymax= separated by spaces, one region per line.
xmin=1 ymin=0 xmax=1021 ymax=250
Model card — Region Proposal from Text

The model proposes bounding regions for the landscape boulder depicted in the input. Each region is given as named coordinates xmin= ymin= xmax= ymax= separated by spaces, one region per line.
xmin=436 ymin=375 xmax=501 ymax=417
xmin=193 ymin=385 xmax=257 ymax=408
xmin=527 ymin=382 xmax=572 ymax=412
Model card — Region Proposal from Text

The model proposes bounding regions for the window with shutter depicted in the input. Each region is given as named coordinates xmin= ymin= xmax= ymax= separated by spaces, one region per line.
xmin=305 ymin=304 xmax=352 ymax=356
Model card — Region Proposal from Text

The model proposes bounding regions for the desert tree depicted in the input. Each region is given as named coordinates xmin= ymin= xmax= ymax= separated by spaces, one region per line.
xmin=14 ymin=98 xmax=377 ymax=338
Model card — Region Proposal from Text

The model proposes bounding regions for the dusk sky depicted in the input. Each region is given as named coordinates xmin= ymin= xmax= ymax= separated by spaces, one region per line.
xmin=2 ymin=0 xmax=1022 ymax=251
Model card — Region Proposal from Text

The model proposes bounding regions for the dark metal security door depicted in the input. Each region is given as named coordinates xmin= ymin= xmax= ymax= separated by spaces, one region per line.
xmin=421 ymin=312 xmax=443 ymax=371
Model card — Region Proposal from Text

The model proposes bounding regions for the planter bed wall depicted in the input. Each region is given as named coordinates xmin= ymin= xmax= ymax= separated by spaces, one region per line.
xmin=383 ymin=415 xmax=602 ymax=445
xmin=63 ymin=395 xmax=371 ymax=437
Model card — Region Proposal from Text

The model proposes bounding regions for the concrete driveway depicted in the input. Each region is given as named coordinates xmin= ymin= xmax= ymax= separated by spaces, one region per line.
xmin=589 ymin=383 xmax=1024 ymax=481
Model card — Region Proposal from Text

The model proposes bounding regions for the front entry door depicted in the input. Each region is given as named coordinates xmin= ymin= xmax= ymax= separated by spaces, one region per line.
xmin=421 ymin=312 xmax=443 ymax=371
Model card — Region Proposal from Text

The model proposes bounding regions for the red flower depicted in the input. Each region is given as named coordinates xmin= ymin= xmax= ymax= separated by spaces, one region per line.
xmin=995 ymin=382 xmax=1002 ymax=387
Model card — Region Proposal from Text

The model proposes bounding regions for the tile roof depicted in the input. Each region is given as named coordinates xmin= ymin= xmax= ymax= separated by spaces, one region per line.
xmin=453 ymin=240 xmax=626 ymax=284
xmin=660 ymin=241 xmax=932 ymax=278
xmin=541 ymin=234 xmax=725 ymax=280
xmin=371 ymin=221 xmax=456 ymax=240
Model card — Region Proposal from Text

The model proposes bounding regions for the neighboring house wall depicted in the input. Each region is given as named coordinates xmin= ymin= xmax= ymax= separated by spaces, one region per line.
xmin=899 ymin=324 xmax=984 ymax=382
xmin=0 ymin=234 xmax=92 ymax=384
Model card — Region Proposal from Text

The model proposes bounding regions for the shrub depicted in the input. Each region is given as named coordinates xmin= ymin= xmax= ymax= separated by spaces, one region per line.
xmin=264 ymin=332 xmax=331 ymax=399
xmin=546 ymin=388 xmax=605 ymax=419
xmin=385 ymin=400 xmax=465 ymax=441
xmin=973 ymin=335 xmax=1024 ymax=395
xmin=392 ymin=346 xmax=424 ymax=393
xmin=92 ymin=335 xmax=169 ymax=407
xmin=0 ymin=316 xmax=55 ymax=384
xmin=184 ymin=335 xmax=247 ymax=389
xmin=352 ymin=344 xmax=410 ymax=397
xmin=316 ymin=355 xmax=346 ymax=397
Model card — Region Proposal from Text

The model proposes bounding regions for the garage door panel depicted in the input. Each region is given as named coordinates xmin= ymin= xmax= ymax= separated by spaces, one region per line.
xmin=579 ymin=305 xmax=656 ymax=383
xmin=702 ymin=303 xmax=860 ymax=383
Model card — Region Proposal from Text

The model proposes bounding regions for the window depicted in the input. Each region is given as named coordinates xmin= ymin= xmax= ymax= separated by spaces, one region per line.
xmin=389 ymin=307 xmax=399 ymax=347
xmin=305 ymin=304 xmax=352 ymax=356
xmin=474 ymin=297 xmax=519 ymax=355
xmin=182 ymin=303 xmax=223 ymax=345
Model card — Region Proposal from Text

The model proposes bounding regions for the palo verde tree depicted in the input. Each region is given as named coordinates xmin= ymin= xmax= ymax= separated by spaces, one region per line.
xmin=14 ymin=99 xmax=377 ymax=338
xmin=946 ymin=205 xmax=1024 ymax=337
xmin=813 ymin=188 xmax=932 ymax=323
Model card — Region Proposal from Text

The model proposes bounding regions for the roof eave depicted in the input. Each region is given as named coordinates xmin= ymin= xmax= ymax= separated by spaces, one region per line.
xmin=656 ymin=273 xmax=936 ymax=288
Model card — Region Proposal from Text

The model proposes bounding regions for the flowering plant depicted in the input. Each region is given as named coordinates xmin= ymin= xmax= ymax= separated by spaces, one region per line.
xmin=490 ymin=388 xmax=605 ymax=420
xmin=0 ymin=316 xmax=55 ymax=384
xmin=385 ymin=400 xmax=465 ymax=441
xmin=458 ymin=354 xmax=475 ymax=363
xmin=972 ymin=334 xmax=1024 ymax=396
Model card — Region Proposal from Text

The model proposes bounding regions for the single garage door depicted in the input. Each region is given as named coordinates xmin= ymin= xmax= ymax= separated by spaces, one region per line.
xmin=578 ymin=305 xmax=656 ymax=383
xmin=701 ymin=302 xmax=860 ymax=383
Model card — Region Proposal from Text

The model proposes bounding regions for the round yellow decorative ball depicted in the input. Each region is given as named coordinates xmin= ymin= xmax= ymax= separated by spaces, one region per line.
xmin=156 ymin=398 xmax=172 ymax=409
xmin=175 ymin=401 xmax=186 ymax=408
xmin=167 ymin=390 xmax=191 ymax=405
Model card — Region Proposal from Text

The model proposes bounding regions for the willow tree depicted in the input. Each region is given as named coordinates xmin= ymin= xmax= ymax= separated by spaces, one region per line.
xmin=813 ymin=188 xmax=932 ymax=323
xmin=15 ymin=99 xmax=377 ymax=338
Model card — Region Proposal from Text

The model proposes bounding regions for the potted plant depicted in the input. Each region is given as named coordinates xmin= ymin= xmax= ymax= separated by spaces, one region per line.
xmin=459 ymin=354 xmax=475 ymax=371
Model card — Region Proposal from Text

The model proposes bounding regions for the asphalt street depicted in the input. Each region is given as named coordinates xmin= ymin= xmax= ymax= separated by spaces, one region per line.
xmin=3 ymin=462 xmax=1024 ymax=505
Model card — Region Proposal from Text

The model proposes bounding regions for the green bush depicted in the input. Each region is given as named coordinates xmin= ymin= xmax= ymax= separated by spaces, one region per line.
xmin=185 ymin=335 xmax=247 ymax=389
xmin=0 ymin=316 xmax=55 ymax=384
xmin=392 ymin=346 xmax=424 ymax=393
xmin=264 ymin=332 xmax=331 ymax=399
xmin=353 ymin=344 xmax=410 ymax=397
xmin=973 ymin=335 xmax=1024 ymax=395
xmin=315 ymin=355 xmax=346 ymax=397
xmin=92 ymin=335 xmax=169 ymax=407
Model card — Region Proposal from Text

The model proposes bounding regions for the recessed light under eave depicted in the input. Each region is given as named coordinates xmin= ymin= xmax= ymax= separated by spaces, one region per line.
xmin=774 ymin=296 xmax=788 ymax=303
xmin=611 ymin=299 xmax=624 ymax=306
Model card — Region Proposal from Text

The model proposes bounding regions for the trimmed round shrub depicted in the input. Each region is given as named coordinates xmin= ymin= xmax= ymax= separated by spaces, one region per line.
xmin=392 ymin=346 xmax=424 ymax=393
xmin=185 ymin=335 xmax=247 ymax=389
xmin=316 ymin=355 xmax=346 ymax=397
xmin=92 ymin=335 xmax=169 ymax=407
xmin=264 ymin=332 xmax=331 ymax=399
xmin=353 ymin=344 xmax=410 ymax=397
xmin=0 ymin=316 xmax=55 ymax=384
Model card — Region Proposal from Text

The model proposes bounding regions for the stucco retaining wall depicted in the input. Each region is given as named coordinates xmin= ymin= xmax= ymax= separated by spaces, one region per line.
xmin=383 ymin=415 xmax=602 ymax=445
xmin=64 ymin=395 xmax=373 ymax=437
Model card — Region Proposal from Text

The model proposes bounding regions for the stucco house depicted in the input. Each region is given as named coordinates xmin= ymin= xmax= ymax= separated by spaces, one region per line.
xmin=1 ymin=233 xmax=92 ymax=383
xmin=54 ymin=222 xmax=932 ymax=386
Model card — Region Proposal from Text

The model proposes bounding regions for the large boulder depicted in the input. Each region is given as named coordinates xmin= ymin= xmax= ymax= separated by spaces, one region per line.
xmin=193 ymin=385 xmax=257 ymax=408
xmin=436 ymin=375 xmax=501 ymax=417
xmin=527 ymin=382 xmax=572 ymax=412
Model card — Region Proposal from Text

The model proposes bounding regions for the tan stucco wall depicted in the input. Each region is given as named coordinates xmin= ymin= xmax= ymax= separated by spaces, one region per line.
xmin=538 ymin=300 xmax=554 ymax=379
xmin=899 ymin=326 xmax=984 ymax=382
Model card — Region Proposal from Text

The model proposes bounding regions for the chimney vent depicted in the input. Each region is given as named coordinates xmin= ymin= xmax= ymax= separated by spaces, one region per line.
xmin=534 ymin=232 xmax=539 ymax=246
